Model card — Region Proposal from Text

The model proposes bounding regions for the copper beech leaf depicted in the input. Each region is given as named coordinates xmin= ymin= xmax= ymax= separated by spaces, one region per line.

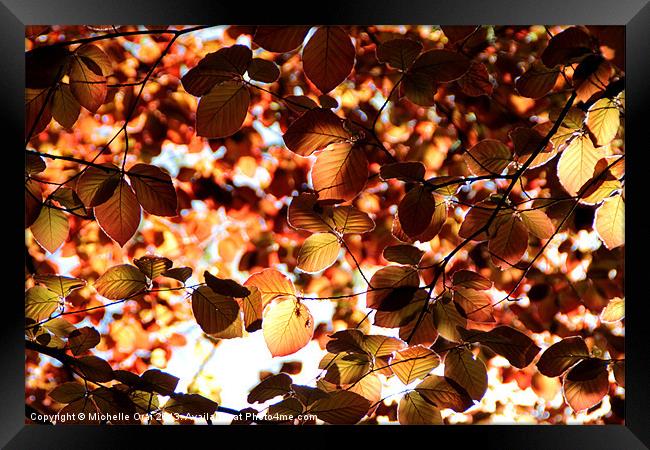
xmin=204 ymin=271 xmax=250 ymax=298
xmin=127 ymin=164 xmax=178 ymax=216
xmin=69 ymin=45 xmax=108 ymax=112
xmin=515 ymin=63 xmax=560 ymax=99
xmin=311 ymin=143 xmax=368 ymax=203
xmin=376 ymin=38 xmax=422 ymax=70
xmin=402 ymin=71 xmax=437 ymax=106
xmin=557 ymin=134 xmax=604 ymax=196
xmin=536 ymin=336 xmax=590 ymax=377
xmin=163 ymin=393 xmax=219 ymax=416
xmin=262 ymin=298 xmax=314 ymax=357
xmin=25 ymin=179 xmax=42 ymax=227
xmin=391 ymin=345 xmax=440 ymax=385
xmin=244 ymin=269 xmax=296 ymax=307
xmin=453 ymin=287 xmax=494 ymax=323
xmin=594 ymin=194 xmax=624 ymax=249
xmin=562 ymin=358 xmax=609 ymax=412
xmin=25 ymin=286 xmax=60 ymax=322
xmin=464 ymin=139 xmax=512 ymax=176
xmin=309 ymin=390 xmax=370 ymax=424
xmin=30 ymin=206 xmax=69 ymax=253
xmin=460 ymin=326 xmax=541 ymax=368
xmin=366 ymin=266 xmax=420 ymax=311
xmin=600 ymin=297 xmax=624 ymax=323
xmin=49 ymin=382 xmax=86 ymax=404
xmin=541 ymin=26 xmax=594 ymax=68
xmin=457 ymin=62 xmax=493 ymax=97
xmin=488 ymin=213 xmax=529 ymax=270
xmin=191 ymin=286 xmax=241 ymax=335
xmin=452 ymin=270 xmax=492 ymax=290
xmin=73 ymin=355 xmax=114 ymax=382
xmin=247 ymin=58 xmax=280 ymax=83
xmin=379 ymin=161 xmax=426 ymax=182
xmin=398 ymin=391 xmax=443 ymax=425
xmin=282 ymin=108 xmax=350 ymax=156
xmin=34 ymin=274 xmax=86 ymax=298
xmin=68 ymin=327 xmax=101 ymax=355
xmin=162 ymin=267 xmax=193 ymax=283
xmin=302 ymin=26 xmax=355 ymax=94
xmin=133 ymin=255 xmax=173 ymax=280
xmin=296 ymin=233 xmax=341 ymax=273
xmin=410 ymin=49 xmax=470 ymax=83
xmin=253 ymin=26 xmax=311 ymax=53
xmin=415 ymin=375 xmax=474 ymax=412
xmin=196 ymin=80 xmax=250 ymax=138
xmin=94 ymin=264 xmax=147 ymax=300
xmin=247 ymin=373 xmax=292 ymax=404
xmin=76 ymin=164 xmax=120 ymax=207
xmin=431 ymin=299 xmax=467 ymax=342
xmin=520 ymin=209 xmax=555 ymax=240
xmin=586 ymin=97 xmax=620 ymax=146
xmin=52 ymin=84 xmax=81 ymax=129
xmin=239 ymin=286 xmax=263 ymax=332
xmin=444 ymin=347 xmax=488 ymax=401
xmin=25 ymin=88 xmax=52 ymax=139
xmin=322 ymin=353 xmax=370 ymax=385
xmin=383 ymin=244 xmax=425 ymax=266
xmin=398 ymin=185 xmax=437 ymax=238
xmin=94 ymin=179 xmax=141 ymax=247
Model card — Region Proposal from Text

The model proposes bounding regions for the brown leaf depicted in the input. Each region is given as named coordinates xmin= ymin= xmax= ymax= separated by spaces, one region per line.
xmin=94 ymin=179 xmax=141 ymax=247
xmin=302 ymin=26 xmax=355 ymax=93
xmin=196 ymin=80 xmax=250 ymax=138
xmin=253 ymin=26 xmax=311 ymax=53
xmin=376 ymin=38 xmax=422 ymax=70
xmin=127 ymin=164 xmax=178 ymax=216
xmin=562 ymin=358 xmax=609 ymax=412
xmin=283 ymin=108 xmax=350 ymax=156
xmin=537 ymin=336 xmax=590 ymax=377
xmin=515 ymin=63 xmax=560 ymax=99
xmin=311 ymin=143 xmax=368 ymax=203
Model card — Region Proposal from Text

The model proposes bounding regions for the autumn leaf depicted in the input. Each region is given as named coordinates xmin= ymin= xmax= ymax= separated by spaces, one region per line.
xmin=397 ymin=185 xmax=437 ymax=238
xmin=366 ymin=266 xmax=420 ymax=311
xmin=537 ymin=336 xmax=590 ymax=377
xmin=515 ymin=63 xmax=560 ymax=99
xmin=94 ymin=264 xmax=147 ymax=300
xmin=594 ymin=193 xmax=624 ymax=249
xmin=33 ymin=274 xmax=86 ymax=298
xmin=302 ymin=26 xmax=355 ymax=94
xmin=296 ymin=233 xmax=341 ymax=273
xmin=600 ymin=297 xmax=624 ymax=323
xmin=247 ymin=58 xmax=280 ymax=84
xmin=383 ymin=244 xmax=425 ymax=266
xmin=247 ymin=373 xmax=292 ymax=404
xmin=196 ymin=80 xmax=250 ymax=138
xmin=94 ymin=179 xmax=141 ymax=247
xmin=76 ymin=164 xmax=121 ymax=207
xmin=262 ymin=298 xmax=314 ymax=357
xmin=391 ymin=346 xmax=440 ymax=385
xmin=309 ymin=390 xmax=370 ymax=424
xmin=127 ymin=164 xmax=178 ymax=216
xmin=410 ymin=49 xmax=470 ymax=83
xmin=398 ymin=391 xmax=442 ymax=425
xmin=26 ymin=286 xmax=60 ymax=322
xmin=133 ymin=255 xmax=173 ymax=280
xmin=557 ymin=134 xmax=604 ymax=196
xmin=376 ymin=38 xmax=422 ymax=71
xmin=191 ymin=286 xmax=241 ymax=335
xmin=464 ymin=139 xmax=512 ymax=176
xmin=562 ymin=358 xmax=609 ymax=412
xmin=30 ymin=206 xmax=69 ymax=253
xmin=541 ymin=26 xmax=594 ymax=68
xmin=311 ymin=143 xmax=368 ymax=203
xmin=245 ymin=269 xmax=296 ymax=307
xmin=283 ymin=108 xmax=350 ymax=156
xmin=444 ymin=347 xmax=488 ymax=401
xmin=253 ymin=26 xmax=311 ymax=53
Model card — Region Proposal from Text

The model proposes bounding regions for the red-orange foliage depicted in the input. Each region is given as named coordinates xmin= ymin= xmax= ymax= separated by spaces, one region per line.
xmin=25 ymin=25 xmax=624 ymax=425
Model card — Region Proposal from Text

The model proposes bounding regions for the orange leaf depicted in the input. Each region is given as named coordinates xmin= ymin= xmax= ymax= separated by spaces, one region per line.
xmin=311 ymin=143 xmax=368 ymax=203
xmin=196 ymin=80 xmax=250 ymax=138
xmin=302 ymin=26 xmax=355 ymax=94
xmin=127 ymin=164 xmax=178 ymax=216
xmin=95 ymin=179 xmax=141 ymax=247
xmin=283 ymin=108 xmax=350 ymax=156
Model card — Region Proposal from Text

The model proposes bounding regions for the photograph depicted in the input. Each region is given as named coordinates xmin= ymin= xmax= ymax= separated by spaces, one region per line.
xmin=24 ymin=23 xmax=627 ymax=428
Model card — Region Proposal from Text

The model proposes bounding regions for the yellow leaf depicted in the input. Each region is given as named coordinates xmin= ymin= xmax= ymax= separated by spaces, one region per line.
xmin=600 ymin=297 xmax=624 ymax=323
xmin=262 ymin=299 xmax=314 ymax=357
xmin=391 ymin=345 xmax=440 ymax=385
xmin=587 ymin=97 xmax=620 ymax=146
xmin=557 ymin=134 xmax=604 ymax=196
xmin=398 ymin=391 xmax=443 ymax=425
xmin=34 ymin=274 xmax=86 ymax=298
xmin=594 ymin=193 xmax=624 ymax=249
xmin=94 ymin=264 xmax=147 ymax=300
xmin=26 ymin=286 xmax=60 ymax=322
xmin=31 ymin=206 xmax=69 ymax=253
xmin=296 ymin=233 xmax=341 ymax=273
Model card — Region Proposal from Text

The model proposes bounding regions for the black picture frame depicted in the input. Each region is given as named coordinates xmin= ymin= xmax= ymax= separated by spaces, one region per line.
xmin=7 ymin=1 xmax=649 ymax=448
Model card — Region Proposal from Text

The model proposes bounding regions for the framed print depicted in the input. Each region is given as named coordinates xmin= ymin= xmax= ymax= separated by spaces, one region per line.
xmin=6 ymin=0 xmax=650 ymax=448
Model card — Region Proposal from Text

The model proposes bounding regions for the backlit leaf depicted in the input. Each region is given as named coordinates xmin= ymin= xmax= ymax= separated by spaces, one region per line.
xmin=311 ymin=143 xmax=368 ymax=202
xmin=94 ymin=264 xmax=147 ymax=300
xmin=537 ymin=336 xmax=590 ymax=377
xmin=204 ymin=271 xmax=250 ymax=298
xmin=302 ymin=26 xmax=355 ymax=93
xmin=402 ymin=71 xmax=437 ymax=106
xmin=541 ymin=26 xmax=594 ymax=68
xmin=127 ymin=163 xmax=178 ymax=216
xmin=467 ymin=326 xmax=540 ymax=369
xmin=453 ymin=287 xmax=494 ymax=323
xmin=562 ymin=358 xmax=609 ymax=412
xmin=398 ymin=391 xmax=443 ymax=425
xmin=31 ymin=206 xmax=69 ymax=253
xmin=310 ymin=390 xmax=370 ymax=424
xmin=133 ymin=255 xmax=173 ymax=280
xmin=376 ymin=38 xmax=422 ymax=70
xmin=262 ymin=298 xmax=314 ymax=357
xmin=69 ymin=48 xmax=107 ymax=112
xmin=161 ymin=267 xmax=193 ymax=283
xmin=411 ymin=49 xmax=470 ymax=83
xmin=247 ymin=58 xmax=280 ymax=83
xmin=25 ymin=286 xmax=60 ymax=322
xmin=586 ymin=97 xmax=620 ymax=146
xmin=398 ymin=186 xmax=437 ymax=238
xmin=25 ymin=179 xmax=42 ymax=227
xmin=431 ymin=299 xmax=467 ymax=342
xmin=296 ymin=233 xmax=341 ymax=273
xmin=196 ymin=80 xmax=250 ymax=138
xmin=379 ymin=161 xmax=426 ymax=182
xmin=594 ymin=193 xmax=624 ymax=249
xmin=488 ymin=213 xmax=529 ymax=270
xmin=515 ymin=63 xmax=559 ymax=98
xmin=457 ymin=62 xmax=493 ymax=97
xmin=68 ymin=327 xmax=101 ymax=355
xmin=163 ymin=393 xmax=219 ymax=416
xmin=444 ymin=347 xmax=487 ymax=401
xmin=366 ymin=266 xmax=420 ymax=311
xmin=558 ymin=135 xmax=604 ymax=196
xmin=73 ymin=355 xmax=114 ymax=382
xmin=49 ymin=382 xmax=86 ymax=404
xmin=95 ymin=179 xmax=141 ymax=247
xmin=383 ymin=244 xmax=425 ymax=266
xmin=520 ymin=209 xmax=554 ymax=240
xmin=452 ymin=270 xmax=492 ymax=290
xmin=247 ymin=373 xmax=292 ymax=404
xmin=415 ymin=375 xmax=474 ymax=412
xmin=239 ymin=286 xmax=263 ymax=332
xmin=52 ymin=84 xmax=80 ymax=129
xmin=34 ymin=274 xmax=86 ymax=298
xmin=283 ymin=108 xmax=350 ymax=156
xmin=191 ymin=286 xmax=241 ymax=335
xmin=245 ymin=269 xmax=296 ymax=307
xmin=76 ymin=164 xmax=120 ymax=207
xmin=25 ymin=88 xmax=52 ymax=139
xmin=391 ymin=345 xmax=440 ymax=385
xmin=600 ymin=297 xmax=624 ymax=323
xmin=322 ymin=353 xmax=371 ymax=385
xmin=253 ymin=26 xmax=311 ymax=53
xmin=464 ymin=139 xmax=512 ymax=176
